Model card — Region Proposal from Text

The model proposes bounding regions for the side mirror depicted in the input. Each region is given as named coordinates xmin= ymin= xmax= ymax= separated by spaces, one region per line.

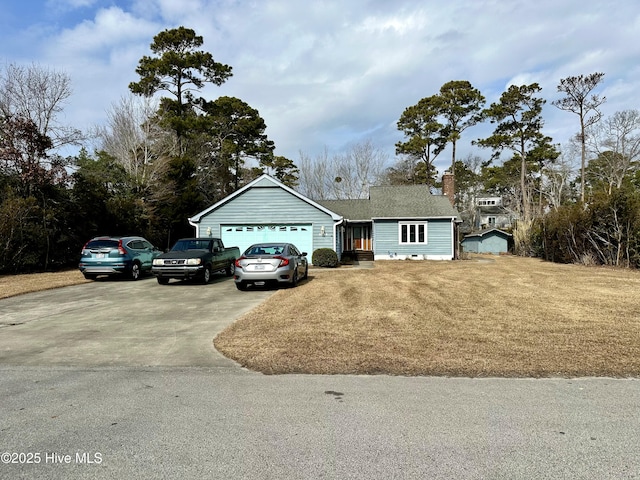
xmin=301 ymin=252 xmax=308 ymax=257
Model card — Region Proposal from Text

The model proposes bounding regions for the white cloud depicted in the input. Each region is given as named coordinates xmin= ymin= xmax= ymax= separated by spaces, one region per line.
xmin=7 ymin=0 xmax=640 ymax=172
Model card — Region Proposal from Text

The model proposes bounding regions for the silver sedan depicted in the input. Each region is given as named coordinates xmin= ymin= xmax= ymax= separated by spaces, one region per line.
xmin=234 ymin=243 xmax=308 ymax=290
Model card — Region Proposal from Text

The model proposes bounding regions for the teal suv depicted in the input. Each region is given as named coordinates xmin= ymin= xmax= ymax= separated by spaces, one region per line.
xmin=78 ymin=236 xmax=161 ymax=280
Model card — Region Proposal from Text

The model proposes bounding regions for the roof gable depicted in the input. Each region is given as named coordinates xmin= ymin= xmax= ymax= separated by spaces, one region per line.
xmin=189 ymin=174 xmax=342 ymax=223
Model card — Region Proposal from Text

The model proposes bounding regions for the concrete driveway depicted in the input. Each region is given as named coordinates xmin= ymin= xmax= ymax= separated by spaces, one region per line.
xmin=0 ymin=274 xmax=275 ymax=367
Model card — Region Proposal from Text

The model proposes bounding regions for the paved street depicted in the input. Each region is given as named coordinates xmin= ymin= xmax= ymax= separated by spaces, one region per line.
xmin=1 ymin=280 xmax=639 ymax=479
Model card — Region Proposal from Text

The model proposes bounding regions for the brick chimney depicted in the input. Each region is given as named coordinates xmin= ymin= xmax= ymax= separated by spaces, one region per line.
xmin=442 ymin=171 xmax=455 ymax=206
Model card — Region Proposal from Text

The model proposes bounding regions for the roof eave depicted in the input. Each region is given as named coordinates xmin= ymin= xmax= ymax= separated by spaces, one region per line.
xmin=372 ymin=216 xmax=460 ymax=221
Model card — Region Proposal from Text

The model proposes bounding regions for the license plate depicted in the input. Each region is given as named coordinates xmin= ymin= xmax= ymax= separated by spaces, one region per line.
xmin=96 ymin=253 xmax=105 ymax=259
xmin=254 ymin=264 xmax=266 ymax=270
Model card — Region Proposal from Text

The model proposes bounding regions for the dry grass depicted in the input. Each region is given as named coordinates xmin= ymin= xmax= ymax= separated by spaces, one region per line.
xmin=215 ymin=255 xmax=640 ymax=377
xmin=0 ymin=270 xmax=89 ymax=299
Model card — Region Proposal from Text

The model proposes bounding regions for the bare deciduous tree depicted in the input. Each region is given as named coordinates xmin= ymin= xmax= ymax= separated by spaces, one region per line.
xmin=0 ymin=62 xmax=83 ymax=149
xmin=585 ymin=109 xmax=640 ymax=193
xmin=95 ymin=94 xmax=173 ymax=191
xmin=540 ymin=147 xmax=578 ymax=210
xmin=297 ymin=148 xmax=330 ymax=200
xmin=297 ymin=140 xmax=388 ymax=200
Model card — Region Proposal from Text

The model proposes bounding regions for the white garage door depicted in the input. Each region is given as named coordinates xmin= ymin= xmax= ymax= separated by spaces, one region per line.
xmin=221 ymin=224 xmax=313 ymax=257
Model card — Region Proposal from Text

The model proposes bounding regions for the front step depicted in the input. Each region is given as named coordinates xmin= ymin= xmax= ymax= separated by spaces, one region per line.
xmin=354 ymin=250 xmax=374 ymax=261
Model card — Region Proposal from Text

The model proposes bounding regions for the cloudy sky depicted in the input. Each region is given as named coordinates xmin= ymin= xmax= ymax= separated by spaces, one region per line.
xmin=2 ymin=0 xmax=639 ymax=173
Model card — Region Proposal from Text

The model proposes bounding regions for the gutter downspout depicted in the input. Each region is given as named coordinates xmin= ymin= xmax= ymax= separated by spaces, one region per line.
xmin=451 ymin=216 xmax=461 ymax=260
xmin=188 ymin=218 xmax=199 ymax=237
xmin=333 ymin=218 xmax=344 ymax=255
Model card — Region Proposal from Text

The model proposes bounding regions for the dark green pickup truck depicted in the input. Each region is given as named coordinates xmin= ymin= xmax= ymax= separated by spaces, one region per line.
xmin=151 ymin=238 xmax=240 ymax=285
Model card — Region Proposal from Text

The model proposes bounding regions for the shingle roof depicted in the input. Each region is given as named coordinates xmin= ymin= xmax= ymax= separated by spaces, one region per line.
xmin=318 ymin=185 xmax=460 ymax=220
xmin=317 ymin=199 xmax=371 ymax=221
xmin=463 ymin=228 xmax=512 ymax=239
xmin=477 ymin=205 xmax=511 ymax=215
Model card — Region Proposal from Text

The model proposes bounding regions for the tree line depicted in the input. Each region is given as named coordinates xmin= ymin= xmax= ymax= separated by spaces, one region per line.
xmin=1 ymin=26 xmax=639 ymax=273
xmin=0 ymin=27 xmax=299 ymax=273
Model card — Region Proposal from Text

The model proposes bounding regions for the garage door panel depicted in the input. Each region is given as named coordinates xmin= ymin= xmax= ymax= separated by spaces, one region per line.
xmin=221 ymin=224 xmax=313 ymax=256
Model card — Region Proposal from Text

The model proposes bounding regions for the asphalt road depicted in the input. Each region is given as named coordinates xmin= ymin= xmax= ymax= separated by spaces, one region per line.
xmin=1 ymin=277 xmax=639 ymax=479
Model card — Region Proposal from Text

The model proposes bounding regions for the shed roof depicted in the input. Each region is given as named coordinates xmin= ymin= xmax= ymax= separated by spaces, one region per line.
xmin=462 ymin=228 xmax=512 ymax=240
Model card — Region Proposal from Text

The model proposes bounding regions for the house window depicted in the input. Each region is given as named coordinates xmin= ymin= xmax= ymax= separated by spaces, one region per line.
xmin=399 ymin=222 xmax=427 ymax=245
xmin=488 ymin=216 xmax=496 ymax=227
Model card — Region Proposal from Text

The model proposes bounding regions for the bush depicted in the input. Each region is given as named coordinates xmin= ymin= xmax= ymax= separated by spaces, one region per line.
xmin=312 ymin=248 xmax=339 ymax=268
xmin=537 ymin=188 xmax=640 ymax=268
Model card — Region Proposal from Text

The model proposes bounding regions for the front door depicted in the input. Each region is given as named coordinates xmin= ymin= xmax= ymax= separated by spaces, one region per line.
xmin=349 ymin=225 xmax=371 ymax=251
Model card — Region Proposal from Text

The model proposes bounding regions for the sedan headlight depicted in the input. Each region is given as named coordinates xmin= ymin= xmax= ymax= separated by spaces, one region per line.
xmin=153 ymin=259 xmax=164 ymax=265
xmin=186 ymin=258 xmax=202 ymax=265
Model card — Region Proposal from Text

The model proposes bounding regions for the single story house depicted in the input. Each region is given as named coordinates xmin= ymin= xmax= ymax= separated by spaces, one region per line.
xmin=189 ymin=174 xmax=461 ymax=262
xmin=461 ymin=228 xmax=512 ymax=255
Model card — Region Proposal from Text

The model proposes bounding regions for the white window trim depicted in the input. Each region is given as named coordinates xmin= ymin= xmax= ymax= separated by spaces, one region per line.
xmin=398 ymin=221 xmax=428 ymax=245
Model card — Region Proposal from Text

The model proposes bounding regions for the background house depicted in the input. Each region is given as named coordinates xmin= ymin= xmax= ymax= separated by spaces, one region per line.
xmin=189 ymin=175 xmax=461 ymax=262
xmin=474 ymin=195 xmax=516 ymax=230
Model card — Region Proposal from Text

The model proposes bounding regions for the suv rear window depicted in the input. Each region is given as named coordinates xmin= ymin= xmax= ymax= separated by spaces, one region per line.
xmin=86 ymin=239 xmax=119 ymax=249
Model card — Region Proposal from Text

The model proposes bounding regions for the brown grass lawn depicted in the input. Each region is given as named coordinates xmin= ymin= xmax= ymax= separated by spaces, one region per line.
xmin=215 ymin=255 xmax=640 ymax=377
xmin=0 ymin=270 xmax=89 ymax=299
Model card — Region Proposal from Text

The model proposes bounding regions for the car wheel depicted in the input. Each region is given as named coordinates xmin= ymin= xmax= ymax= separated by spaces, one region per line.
xmin=225 ymin=262 xmax=235 ymax=276
xmin=157 ymin=277 xmax=169 ymax=285
xmin=130 ymin=263 xmax=141 ymax=281
xmin=236 ymin=281 xmax=248 ymax=291
xmin=83 ymin=273 xmax=97 ymax=281
xmin=202 ymin=266 xmax=211 ymax=284
xmin=303 ymin=265 xmax=308 ymax=280
xmin=291 ymin=269 xmax=298 ymax=287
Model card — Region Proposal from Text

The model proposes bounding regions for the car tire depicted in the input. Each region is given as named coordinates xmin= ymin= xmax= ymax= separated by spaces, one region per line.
xmin=303 ymin=265 xmax=308 ymax=280
xmin=291 ymin=269 xmax=298 ymax=287
xmin=225 ymin=262 xmax=235 ymax=276
xmin=130 ymin=262 xmax=141 ymax=281
xmin=202 ymin=266 xmax=211 ymax=284
xmin=157 ymin=277 xmax=169 ymax=285
xmin=236 ymin=281 xmax=248 ymax=291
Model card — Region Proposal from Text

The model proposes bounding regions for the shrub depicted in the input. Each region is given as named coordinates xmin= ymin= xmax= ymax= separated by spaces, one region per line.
xmin=312 ymin=248 xmax=339 ymax=268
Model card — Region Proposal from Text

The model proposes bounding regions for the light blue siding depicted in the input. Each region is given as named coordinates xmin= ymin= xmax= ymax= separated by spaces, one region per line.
xmin=461 ymin=237 xmax=480 ymax=253
xmin=373 ymin=219 xmax=453 ymax=258
xmin=195 ymin=185 xmax=336 ymax=255
xmin=462 ymin=232 xmax=509 ymax=255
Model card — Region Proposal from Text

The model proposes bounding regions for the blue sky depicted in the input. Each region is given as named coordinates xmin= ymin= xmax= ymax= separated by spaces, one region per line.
xmin=2 ymin=0 xmax=639 ymax=173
